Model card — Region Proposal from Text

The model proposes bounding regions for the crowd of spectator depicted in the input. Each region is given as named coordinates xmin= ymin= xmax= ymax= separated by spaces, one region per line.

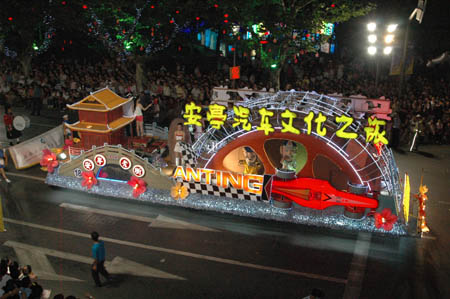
xmin=0 ymin=52 xmax=449 ymax=146
xmin=0 ymin=257 xmax=94 ymax=299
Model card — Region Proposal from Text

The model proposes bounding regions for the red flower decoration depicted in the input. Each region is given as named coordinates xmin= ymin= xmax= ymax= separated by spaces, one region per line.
xmin=81 ymin=171 xmax=97 ymax=189
xmin=63 ymin=139 xmax=74 ymax=150
xmin=40 ymin=149 xmax=59 ymax=173
xmin=374 ymin=208 xmax=398 ymax=231
xmin=127 ymin=176 xmax=147 ymax=198
xmin=98 ymin=170 xmax=108 ymax=178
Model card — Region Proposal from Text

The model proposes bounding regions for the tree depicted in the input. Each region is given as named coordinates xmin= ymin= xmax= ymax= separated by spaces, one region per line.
xmin=83 ymin=0 xmax=205 ymax=92
xmin=213 ymin=0 xmax=375 ymax=89
xmin=0 ymin=0 xmax=56 ymax=76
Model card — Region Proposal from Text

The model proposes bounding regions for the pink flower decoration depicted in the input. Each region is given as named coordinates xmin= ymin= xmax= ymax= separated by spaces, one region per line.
xmin=98 ymin=170 xmax=108 ymax=178
xmin=40 ymin=149 xmax=59 ymax=173
xmin=374 ymin=208 xmax=398 ymax=231
xmin=127 ymin=176 xmax=147 ymax=198
xmin=81 ymin=171 xmax=98 ymax=189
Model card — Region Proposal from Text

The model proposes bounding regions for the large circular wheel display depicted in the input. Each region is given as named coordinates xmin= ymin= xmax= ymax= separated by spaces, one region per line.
xmin=190 ymin=91 xmax=401 ymax=197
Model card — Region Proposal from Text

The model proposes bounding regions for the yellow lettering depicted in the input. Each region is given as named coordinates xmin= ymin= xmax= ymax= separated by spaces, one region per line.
xmin=186 ymin=167 xmax=201 ymax=182
xmin=244 ymin=175 xmax=263 ymax=195
xmin=221 ymin=172 xmax=243 ymax=189
xmin=304 ymin=111 xmax=314 ymax=135
xmin=172 ymin=166 xmax=187 ymax=181
xmin=201 ymin=169 xmax=215 ymax=185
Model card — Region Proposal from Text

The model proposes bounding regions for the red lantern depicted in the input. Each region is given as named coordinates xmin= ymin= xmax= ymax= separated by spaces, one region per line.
xmin=374 ymin=208 xmax=398 ymax=231
xmin=81 ymin=171 xmax=98 ymax=190
xmin=127 ymin=176 xmax=147 ymax=198
xmin=40 ymin=149 xmax=59 ymax=173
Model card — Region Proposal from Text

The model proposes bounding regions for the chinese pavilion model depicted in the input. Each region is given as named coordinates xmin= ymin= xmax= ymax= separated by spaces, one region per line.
xmin=66 ymin=88 xmax=135 ymax=150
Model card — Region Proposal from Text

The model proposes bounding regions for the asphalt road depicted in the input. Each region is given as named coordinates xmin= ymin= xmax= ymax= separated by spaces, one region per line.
xmin=0 ymin=108 xmax=448 ymax=298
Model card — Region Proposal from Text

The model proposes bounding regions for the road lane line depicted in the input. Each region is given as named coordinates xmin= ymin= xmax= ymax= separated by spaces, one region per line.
xmin=6 ymin=172 xmax=46 ymax=182
xmin=60 ymin=203 xmax=155 ymax=223
xmin=12 ymin=246 xmax=82 ymax=282
xmin=4 ymin=217 xmax=347 ymax=284
xmin=342 ymin=232 xmax=371 ymax=299
xmin=60 ymin=203 xmax=218 ymax=231
xmin=437 ymin=201 xmax=450 ymax=205
xmin=5 ymin=241 xmax=185 ymax=280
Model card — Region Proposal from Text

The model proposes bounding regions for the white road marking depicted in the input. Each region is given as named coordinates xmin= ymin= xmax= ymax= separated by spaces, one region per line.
xmin=438 ymin=201 xmax=450 ymax=205
xmin=5 ymin=241 xmax=185 ymax=280
xmin=13 ymin=246 xmax=82 ymax=282
xmin=6 ymin=172 xmax=46 ymax=182
xmin=149 ymin=215 xmax=219 ymax=232
xmin=4 ymin=218 xmax=347 ymax=284
xmin=342 ymin=232 xmax=371 ymax=299
xmin=61 ymin=203 xmax=218 ymax=232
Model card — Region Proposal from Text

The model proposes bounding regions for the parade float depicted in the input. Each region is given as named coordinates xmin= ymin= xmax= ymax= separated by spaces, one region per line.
xmin=43 ymin=87 xmax=424 ymax=236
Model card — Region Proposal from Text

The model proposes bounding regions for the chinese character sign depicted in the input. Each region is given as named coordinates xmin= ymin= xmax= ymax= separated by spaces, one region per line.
xmin=183 ymin=104 xmax=388 ymax=146
xmin=183 ymin=102 xmax=202 ymax=126
xmin=207 ymin=104 xmax=227 ymax=129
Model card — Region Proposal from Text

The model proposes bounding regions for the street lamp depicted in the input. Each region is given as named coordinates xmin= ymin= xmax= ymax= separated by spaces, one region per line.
xmin=366 ymin=22 xmax=398 ymax=87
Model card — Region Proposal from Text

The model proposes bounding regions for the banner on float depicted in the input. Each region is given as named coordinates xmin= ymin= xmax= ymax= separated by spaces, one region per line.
xmin=8 ymin=125 xmax=64 ymax=170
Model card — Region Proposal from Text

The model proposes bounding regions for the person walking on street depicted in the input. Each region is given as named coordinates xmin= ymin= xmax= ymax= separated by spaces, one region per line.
xmin=90 ymin=232 xmax=110 ymax=287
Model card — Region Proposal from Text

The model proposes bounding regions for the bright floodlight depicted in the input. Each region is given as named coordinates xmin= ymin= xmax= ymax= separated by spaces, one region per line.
xmin=367 ymin=22 xmax=376 ymax=32
xmin=383 ymin=46 xmax=393 ymax=55
xmin=387 ymin=24 xmax=398 ymax=33
xmin=385 ymin=34 xmax=394 ymax=44
xmin=368 ymin=46 xmax=377 ymax=55
xmin=368 ymin=34 xmax=377 ymax=43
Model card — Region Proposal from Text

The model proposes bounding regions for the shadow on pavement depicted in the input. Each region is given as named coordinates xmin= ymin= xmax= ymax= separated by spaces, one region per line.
xmin=414 ymin=151 xmax=436 ymax=158
xmin=104 ymin=275 xmax=124 ymax=288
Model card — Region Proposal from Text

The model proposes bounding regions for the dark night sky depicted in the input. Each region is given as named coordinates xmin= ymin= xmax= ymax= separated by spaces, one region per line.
xmin=336 ymin=0 xmax=450 ymax=59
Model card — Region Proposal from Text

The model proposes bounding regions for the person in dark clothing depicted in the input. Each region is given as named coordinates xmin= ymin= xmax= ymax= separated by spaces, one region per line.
xmin=90 ymin=232 xmax=111 ymax=287
xmin=3 ymin=107 xmax=21 ymax=146
xmin=31 ymin=83 xmax=43 ymax=116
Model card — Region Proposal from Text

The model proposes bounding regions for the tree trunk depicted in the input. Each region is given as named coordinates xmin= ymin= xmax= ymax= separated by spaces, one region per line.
xmin=135 ymin=57 xmax=145 ymax=93
xmin=19 ymin=55 xmax=32 ymax=77
xmin=271 ymin=67 xmax=282 ymax=91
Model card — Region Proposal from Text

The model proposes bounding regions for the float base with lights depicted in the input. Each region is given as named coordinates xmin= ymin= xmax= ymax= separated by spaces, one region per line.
xmin=45 ymin=88 xmax=425 ymax=236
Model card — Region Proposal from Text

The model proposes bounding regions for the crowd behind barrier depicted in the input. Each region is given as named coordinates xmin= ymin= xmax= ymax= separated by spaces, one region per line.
xmin=0 ymin=54 xmax=449 ymax=146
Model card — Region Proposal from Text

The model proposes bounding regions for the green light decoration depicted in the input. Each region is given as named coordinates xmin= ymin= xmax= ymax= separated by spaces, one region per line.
xmin=252 ymin=24 xmax=259 ymax=34
xmin=124 ymin=40 xmax=133 ymax=49
xmin=116 ymin=34 xmax=123 ymax=40
xmin=320 ymin=22 xmax=334 ymax=36
xmin=32 ymin=43 xmax=39 ymax=51
xmin=270 ymin=63 xmax=277 ymax=68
